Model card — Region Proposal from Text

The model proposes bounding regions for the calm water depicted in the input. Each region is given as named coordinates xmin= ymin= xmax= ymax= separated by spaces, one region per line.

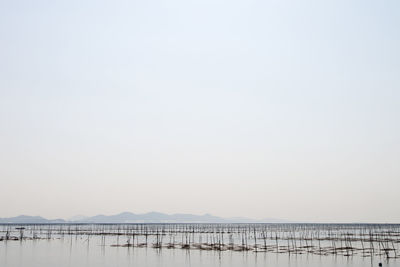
xmin=1 ymin=224 xmax=399 ymax=267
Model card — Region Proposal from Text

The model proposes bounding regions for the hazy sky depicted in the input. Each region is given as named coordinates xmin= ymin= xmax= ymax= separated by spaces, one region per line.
xmin=0 ymin=0 xmax=399 ymax=223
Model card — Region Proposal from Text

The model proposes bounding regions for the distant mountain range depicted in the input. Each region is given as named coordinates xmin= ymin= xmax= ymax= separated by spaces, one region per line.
xmin=0 ymin=212 xmax=290 ymax=224
xmin=0 ymin=215 xmax=65 ymax=224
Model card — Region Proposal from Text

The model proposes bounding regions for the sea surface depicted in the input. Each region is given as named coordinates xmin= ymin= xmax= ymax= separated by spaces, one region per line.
xmin=1 ymin=223 xmax=399 ymax=267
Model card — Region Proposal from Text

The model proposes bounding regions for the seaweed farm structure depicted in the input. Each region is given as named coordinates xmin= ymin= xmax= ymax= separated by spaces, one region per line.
xmin=1 ymin=223 xmax=399 ymax=259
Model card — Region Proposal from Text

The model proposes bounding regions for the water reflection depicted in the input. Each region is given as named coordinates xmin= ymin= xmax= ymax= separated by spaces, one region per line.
xmin=0 ymin=233 xmax=399 ymax=267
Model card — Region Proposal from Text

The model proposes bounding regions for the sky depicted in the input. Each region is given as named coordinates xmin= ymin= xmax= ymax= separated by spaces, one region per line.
xmin=0 ymin=0 xmax=399 ymax=223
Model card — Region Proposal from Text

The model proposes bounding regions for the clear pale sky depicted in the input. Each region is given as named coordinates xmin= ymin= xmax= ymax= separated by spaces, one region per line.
xmin=0 ymin=0 xmax=399 ymax=223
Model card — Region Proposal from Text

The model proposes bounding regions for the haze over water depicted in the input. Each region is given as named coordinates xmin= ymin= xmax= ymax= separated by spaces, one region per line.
xmin=1 ymin=0 xmax=399 ymax=266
